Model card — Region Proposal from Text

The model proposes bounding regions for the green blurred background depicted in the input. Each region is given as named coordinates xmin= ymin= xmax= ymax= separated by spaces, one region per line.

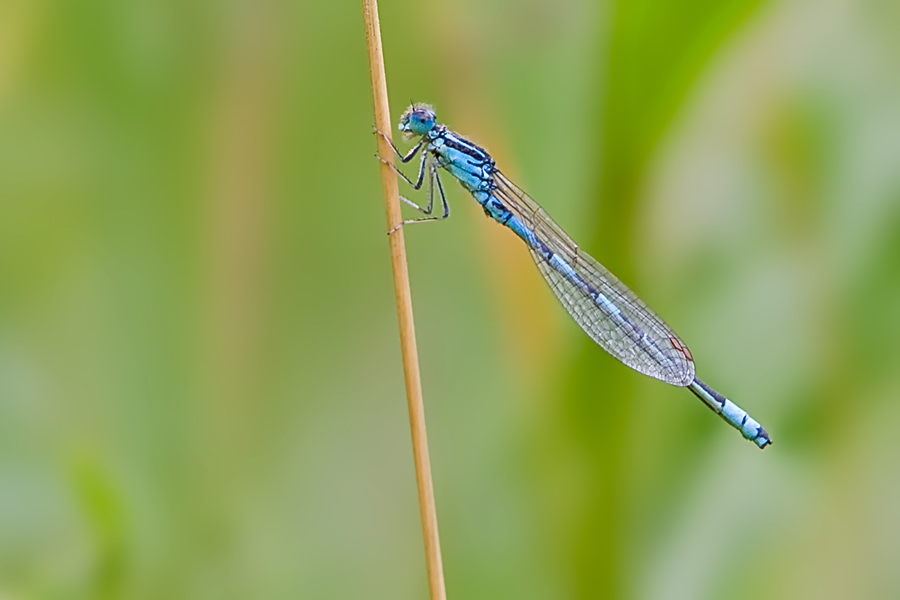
xmin=2 ymin=0 xmax=900 ymax=597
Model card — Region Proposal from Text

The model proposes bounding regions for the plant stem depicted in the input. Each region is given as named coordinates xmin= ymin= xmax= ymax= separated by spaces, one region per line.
xmin=360 ymin=2 xmax=447 ymax=599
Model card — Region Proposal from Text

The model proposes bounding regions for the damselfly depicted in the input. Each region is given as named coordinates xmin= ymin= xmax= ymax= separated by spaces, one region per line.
xmin=377 ymin=103 xmax=771 ymax=449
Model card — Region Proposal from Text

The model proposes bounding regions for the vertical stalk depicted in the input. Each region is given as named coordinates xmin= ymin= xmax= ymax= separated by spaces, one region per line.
xmin=360 ymin=2 xmax=447 ymax=599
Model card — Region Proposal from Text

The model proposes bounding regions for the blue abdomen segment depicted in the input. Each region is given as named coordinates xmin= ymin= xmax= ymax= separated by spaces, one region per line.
xmin=688 ymin=378 xmax=771 ymax=448
xmin=479 ymin=194 xmax=514 ymax=224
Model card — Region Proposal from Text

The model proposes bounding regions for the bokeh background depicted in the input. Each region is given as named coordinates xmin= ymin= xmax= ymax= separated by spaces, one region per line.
xmin=2 ymin=0 xmax=900 ymax=597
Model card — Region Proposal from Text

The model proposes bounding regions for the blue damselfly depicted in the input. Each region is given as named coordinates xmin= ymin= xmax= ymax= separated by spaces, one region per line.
xmin=377 ymin=103 xmax=771 ymax=449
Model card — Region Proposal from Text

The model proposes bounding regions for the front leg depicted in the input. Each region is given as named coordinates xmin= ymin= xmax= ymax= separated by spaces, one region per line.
xmin=373 ymin=128 xmax=423 ymax=163
xmin=376 ymin=141 xmax=429 ymax=190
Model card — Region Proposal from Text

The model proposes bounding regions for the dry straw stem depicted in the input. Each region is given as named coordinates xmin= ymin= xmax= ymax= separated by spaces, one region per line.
xmin=360 ymin=1 xmax=447 ymax=599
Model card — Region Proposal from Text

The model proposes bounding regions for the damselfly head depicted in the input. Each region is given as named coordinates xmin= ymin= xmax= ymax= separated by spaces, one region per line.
xmin=399 ymin=103 xmax=436 ymax=138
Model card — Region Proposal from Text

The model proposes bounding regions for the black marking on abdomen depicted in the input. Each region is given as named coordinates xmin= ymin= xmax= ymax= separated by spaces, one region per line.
xmin=694 ymin=378 xmax=727 ymax=407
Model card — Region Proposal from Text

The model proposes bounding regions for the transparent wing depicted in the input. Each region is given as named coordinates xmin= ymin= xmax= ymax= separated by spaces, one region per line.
xmin=492 ymin=170 xmax=695 ymax=386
